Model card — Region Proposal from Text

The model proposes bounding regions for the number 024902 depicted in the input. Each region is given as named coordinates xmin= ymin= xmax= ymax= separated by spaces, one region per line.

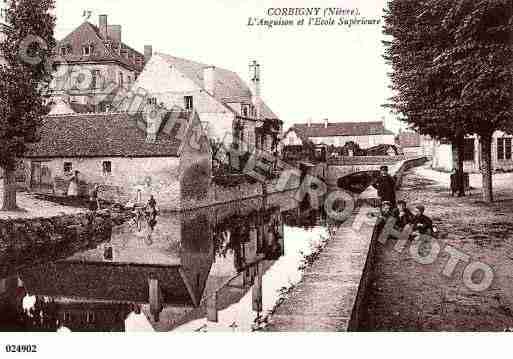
xmin=5 ymin=344 xmax=38 ymax=353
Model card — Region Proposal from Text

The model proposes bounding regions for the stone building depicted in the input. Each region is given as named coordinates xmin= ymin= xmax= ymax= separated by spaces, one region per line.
xmin=282 ymin=120 xmax=395 ymax=149
xmin=132 ymin=54 xmax=281 ymax=153
xmin=47 ymin=14 xmax=152 ymax=111
xmin=22 ymin=110 xmax=212 ymax=210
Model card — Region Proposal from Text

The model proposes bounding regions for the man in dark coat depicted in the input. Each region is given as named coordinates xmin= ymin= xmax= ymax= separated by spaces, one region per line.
xmin=412 ymin=205 xmax=433 ymax=236
xmin=373 ymin=165 xmax=396 ymax=206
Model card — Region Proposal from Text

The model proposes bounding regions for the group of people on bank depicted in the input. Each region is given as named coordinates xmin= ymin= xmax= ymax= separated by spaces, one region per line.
xmin=373 ymin=165 xmax=434 ymax=238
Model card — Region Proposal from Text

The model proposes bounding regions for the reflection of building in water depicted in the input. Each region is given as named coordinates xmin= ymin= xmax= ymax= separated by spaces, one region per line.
xmin=12 ymin=210 xmax=214 ymax=332
xmin=0 ymin=199 xmax=288 ymax=332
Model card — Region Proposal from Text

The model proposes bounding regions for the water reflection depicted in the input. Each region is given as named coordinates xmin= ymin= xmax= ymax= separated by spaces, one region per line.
xmin=0 ymin=194 xmax=335 ymax=332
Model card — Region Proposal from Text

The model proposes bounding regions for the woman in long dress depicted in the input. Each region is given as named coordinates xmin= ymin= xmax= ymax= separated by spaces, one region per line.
xmin=67 ymin=170 xmax=79 ymax=197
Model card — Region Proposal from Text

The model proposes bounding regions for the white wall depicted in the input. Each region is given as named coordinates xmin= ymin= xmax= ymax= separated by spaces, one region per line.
xmin=282 ymin=131 xmax=303 ymax=146
xmin=25 ymin=156 xmax=181 ymax=207
xmin=49 ymin=62 xmax=138 ymax=105
xmin=310 ymin=134 xmax=395 ymax=148
xmin=133 ymin=54 xmax=240 ymax=145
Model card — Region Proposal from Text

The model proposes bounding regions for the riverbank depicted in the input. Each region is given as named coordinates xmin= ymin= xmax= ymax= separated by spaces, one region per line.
xmin=0 ymin=186 xmax=135 ymax=277
xmin=358 ymin=166 xmax=513 ymax=331
xmin=0 ymin=186 xmax=86 ymax=219
xmin=264 ymin=203 xmax=376 ymax=331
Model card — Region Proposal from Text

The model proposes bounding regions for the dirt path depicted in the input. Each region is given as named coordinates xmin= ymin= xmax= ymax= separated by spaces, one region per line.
xmin=359 ymin=167 xmax=513 ymax=331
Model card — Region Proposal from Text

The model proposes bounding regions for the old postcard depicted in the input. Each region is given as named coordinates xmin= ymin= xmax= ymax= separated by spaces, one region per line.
xmin=0 ymin=0 xmax=512 ymax=356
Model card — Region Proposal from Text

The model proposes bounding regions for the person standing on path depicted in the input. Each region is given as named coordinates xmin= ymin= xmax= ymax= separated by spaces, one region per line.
xmin=67 ymin=170 xmax=80 ymax=197
xmin=372 ymin=165 xmax=396 ymax=207
xmin=89 ymin=184 xmax=100 ymax=212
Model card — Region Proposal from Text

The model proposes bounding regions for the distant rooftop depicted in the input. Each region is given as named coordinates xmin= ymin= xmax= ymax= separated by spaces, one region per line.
xmin=290 ymin=121 xmax=395 ymax=138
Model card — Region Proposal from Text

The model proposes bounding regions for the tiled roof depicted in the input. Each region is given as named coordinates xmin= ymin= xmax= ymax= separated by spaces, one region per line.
xmin=291 ymin=121 xmax=394 ymax=138
xmin=157 ymin=53 xmax=279 ymax=120
xmin=53 ymin=22 xmax=145 ymax=72
xmin=25 ymin=112 xmax=184 ymax=158
xmin=398 ymin=131 xmax=421 ymax=147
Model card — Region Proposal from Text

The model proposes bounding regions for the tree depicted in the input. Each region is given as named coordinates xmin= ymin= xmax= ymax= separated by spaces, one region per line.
xmin=0 ymin=0 xmax=56 ymax=210
xmin=383 ymin=0 xmax=467 ymax=196
xmin=383 ymin=0 xmax=513 ymax=202
xmin=441 ymin=0 xmax=513 ymax=202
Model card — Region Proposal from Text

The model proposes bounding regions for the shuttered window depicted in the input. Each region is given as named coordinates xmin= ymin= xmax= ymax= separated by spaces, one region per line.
xmin=463 ymin=139 xmax=475 ymax=161
xmin=505 ymin=138 xmax=512 ymax=160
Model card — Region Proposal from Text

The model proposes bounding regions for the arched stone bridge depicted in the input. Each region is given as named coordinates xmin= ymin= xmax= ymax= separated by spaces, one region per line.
xmin=325 ymin=156 xmax=426 ymax=194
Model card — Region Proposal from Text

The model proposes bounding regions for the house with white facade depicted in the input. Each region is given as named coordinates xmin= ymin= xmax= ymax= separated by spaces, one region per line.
xmin=430 ymin=131 xmax=513 ymax=173
xmin=131 ymin=54 xmax=281 ymax=153
xmin=282 ymin=120 xmax=395 ymax=149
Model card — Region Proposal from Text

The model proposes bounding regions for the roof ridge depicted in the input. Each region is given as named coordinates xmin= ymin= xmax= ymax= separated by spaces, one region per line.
xmin=155 ymin=52 xmax=239 ymax=75
xmin=295 ymin=120 xmax=384 ymax=126
xmin=45 ymin=111 xmax=129 ymax=118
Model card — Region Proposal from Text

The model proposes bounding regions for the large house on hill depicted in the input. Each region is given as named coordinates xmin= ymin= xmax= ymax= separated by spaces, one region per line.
xmin=132 ymin=54 xmax=282 ymax=153
xmin=47 ymin=14 xmax=152 ymax=111
xmin=282 ymin=120 xmax=395 ymax=149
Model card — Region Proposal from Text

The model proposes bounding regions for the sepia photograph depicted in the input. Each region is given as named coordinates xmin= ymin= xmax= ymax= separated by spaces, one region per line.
xmin=0 ymin=0 xmax=512 ymax=356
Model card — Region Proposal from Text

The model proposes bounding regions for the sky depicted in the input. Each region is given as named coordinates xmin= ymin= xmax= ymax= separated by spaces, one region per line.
xmin=49 ymin=0 xmax=404 ymax=132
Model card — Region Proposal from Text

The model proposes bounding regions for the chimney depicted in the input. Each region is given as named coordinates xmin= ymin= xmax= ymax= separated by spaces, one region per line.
xmin=99 ymin=15 xmax=108 ymax=40
xmin=307 ymin=117 xmax=312 ymax=127
xmin=203 ymin=66 xmax=216 ymax=96
xmin=107 ymin=24 xmax=122 ymax=43
xmin=144 ymin=45 xmax=153 ymax=63
xmin=249 ymin=60 xmax=261 ymax=119
xmin=324 ymin=118 xmax=329 ymax=128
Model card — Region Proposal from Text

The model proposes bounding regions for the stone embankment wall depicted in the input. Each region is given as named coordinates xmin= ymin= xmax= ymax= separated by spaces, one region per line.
xmin=348 ymin=156 xmax=427 ymax=330
xmin=0 ymin=210 xmax=134 ymax=277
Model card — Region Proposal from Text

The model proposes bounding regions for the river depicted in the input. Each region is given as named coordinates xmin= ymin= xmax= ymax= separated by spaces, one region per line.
xmin=0 ymin=192 xmax=341 ymax=332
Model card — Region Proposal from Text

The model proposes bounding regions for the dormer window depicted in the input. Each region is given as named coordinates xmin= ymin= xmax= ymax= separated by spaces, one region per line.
xmin=82 ymin=44 xmax=94 ymax=56
xmin=184 ymin=96 xmax=193 ymax=110
xmin=60 ymin=45 xmax=71 ymax=56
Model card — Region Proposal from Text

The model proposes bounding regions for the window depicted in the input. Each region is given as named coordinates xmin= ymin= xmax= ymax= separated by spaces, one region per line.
xmin=184 ymin=96 xmax=193 ymax=110
xmin=102 ymin=161 xmax=112 ymax=175
xmin=86 ymin=312 xmax=95 ymax=323
xmin=242 ymin=104 xmax=250 ymax=118
xmin=119 ymin=72 xmax=123 ymax=87
xmin=82 ymin=45 xmax=93 ymax=56
xmin=60 ymin=46 xmax=70 ymax=56
xmin=0 ymin=278 xmax=6 ymax=294
xmin=91 ymin=70 xmax=100 ymax=89
xmin=506 ymin=138 xmax=512 ymax=160
xmin=64 ymin=162 xmax=72 ymax=174
xmin=497 ymin=137 xmax=512 ymax=160
xmin=463 ymin=139 xmax=475 ymax=162
xmin=148 ymin=97 xmax=157 ymax=106
xmin=498 ymin=138 xmax=505 ymax=160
